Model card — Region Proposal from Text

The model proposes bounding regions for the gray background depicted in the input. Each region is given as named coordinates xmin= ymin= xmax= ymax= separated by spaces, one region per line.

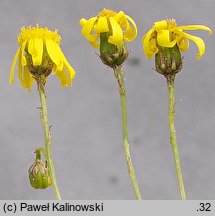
xmin=0 ymin=0 xmax=214 ymax=200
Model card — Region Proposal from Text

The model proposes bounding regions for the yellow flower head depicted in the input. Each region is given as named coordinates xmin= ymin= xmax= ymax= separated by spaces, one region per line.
xmin=80 ymin=8 xmax=137 ymax=48
xmin=142 ymin=19 xmax=212 ymax=59
xmin=10 ymin=24 xmax=75 ymax=90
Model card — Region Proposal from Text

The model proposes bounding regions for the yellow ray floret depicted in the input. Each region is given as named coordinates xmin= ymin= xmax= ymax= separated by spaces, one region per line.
xmin=142 ymin=19 xmax=212 ymax=59
xmin=10 ymin=24 xmax=75 ymax=90
xmin=80 ymin=9 xmax=137 ymax=48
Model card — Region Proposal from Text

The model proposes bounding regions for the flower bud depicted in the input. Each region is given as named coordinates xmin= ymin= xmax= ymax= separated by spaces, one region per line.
xmin=28 ymin=159 xmax=52 ymax=189
xmin=100 ymin=33 xmax=128 ymax=68
xmin=155 ymin=44 xmax=182 ymax=76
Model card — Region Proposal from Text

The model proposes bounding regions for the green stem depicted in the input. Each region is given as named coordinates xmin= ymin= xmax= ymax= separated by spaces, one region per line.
xmin=37 ymin=80 xmax=61 ymax=200
xmin=167 ymin=75 xmax=186 ymax=200
xmin=114 ymin=66 xmax=142 ymax=200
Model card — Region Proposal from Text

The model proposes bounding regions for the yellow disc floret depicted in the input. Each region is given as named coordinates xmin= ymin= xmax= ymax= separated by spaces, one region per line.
xmin=18 ymin=24 xmax=61 ymax=45
xmin=98 ymin=8 xmax=116 ymax=17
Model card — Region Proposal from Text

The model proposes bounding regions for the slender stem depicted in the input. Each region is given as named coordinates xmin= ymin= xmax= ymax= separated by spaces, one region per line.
xmin=114 ymin=66 xmax=142 ymax=200
xmin=167 ymin=75 xmax=186 ymax=200
xmin=37 ymin=80 xmax=61 ymax=200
